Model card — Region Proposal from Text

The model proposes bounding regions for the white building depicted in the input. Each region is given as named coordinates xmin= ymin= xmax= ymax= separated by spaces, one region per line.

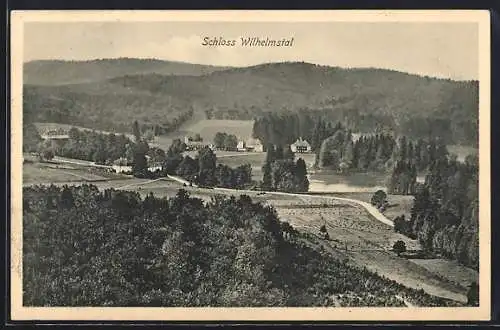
xmin=236 ymin=138 xmax=264 ymax=152
xmin=237 ymin=140 xmax=246 ymax=152
xmin=112 ymin=165 xmax=133 ymax=173
xmin=184 ymin=136 xmax=208 ymax=151
xmin=290 ymin=137 xmax=312 ymax=153
xmin=245 ymin=138 xmax=264 ymax=152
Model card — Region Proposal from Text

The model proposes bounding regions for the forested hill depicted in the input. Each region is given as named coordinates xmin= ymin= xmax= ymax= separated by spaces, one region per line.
xmin=23 ymin=58 xmax=230 ymax=85
xmin=24 ymin=60 xmax=479 ymax=146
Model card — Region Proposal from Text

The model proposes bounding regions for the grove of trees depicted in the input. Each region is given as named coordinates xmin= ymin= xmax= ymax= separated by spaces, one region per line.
xmin=214 ymin=132 xmax=238 ymax=151
xmin=393 ymin=155 xmax=479 ymax=269
xmin=316 ymin=129 xmax=450 ymax=176
xmin=44 ymin=127 xmax=133 ymax=165
xmin=261 ymin=145 xmax=309 ymax=193
xmin=163 ymin=142 xmax=253 ymax=190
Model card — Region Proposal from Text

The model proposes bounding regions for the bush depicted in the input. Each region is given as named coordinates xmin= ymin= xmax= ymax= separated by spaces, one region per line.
xmin=370 ymin=190 xmax=387 ymax=209
xmin=392 ymin=240 xmax=407 ymax=256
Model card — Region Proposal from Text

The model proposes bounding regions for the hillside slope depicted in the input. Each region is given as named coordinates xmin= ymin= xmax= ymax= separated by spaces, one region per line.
xmin=24 ymin=58 xmax=230 ymax=85
xmin=23 ymin=61 xmax=479 ymax=145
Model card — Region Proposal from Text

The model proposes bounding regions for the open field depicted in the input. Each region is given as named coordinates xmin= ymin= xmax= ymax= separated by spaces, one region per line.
xmin=217 ymin=152 xmax=265 ymax=180
xmin=322 ymin=192 xmax=415 ymax=221
xmin=23 ymin=162 xmax=109 ymax=185
xmin=274 ymin=200 xmax=470 ymax=303
xmin=23 ymin=155 xmax=131 ymax=186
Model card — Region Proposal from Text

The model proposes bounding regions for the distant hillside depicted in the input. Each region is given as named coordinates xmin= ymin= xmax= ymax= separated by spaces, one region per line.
xmin=23 ymin=61 xmax=479 ymax=146
xmin=24 ymin=58 xmax=230 ymax=85
xmin=171 ymin=119 xmax=255 ymax=141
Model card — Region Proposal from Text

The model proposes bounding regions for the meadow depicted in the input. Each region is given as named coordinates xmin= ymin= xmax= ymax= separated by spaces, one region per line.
xmin=274 ymin=200 xmax=469 ymax=303
xmin=23 ymin=162 xmax=109 ymax=185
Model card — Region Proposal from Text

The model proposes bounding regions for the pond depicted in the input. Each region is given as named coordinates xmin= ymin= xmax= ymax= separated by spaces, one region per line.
xmin=308 ymin=170 xmax=388 ymax=193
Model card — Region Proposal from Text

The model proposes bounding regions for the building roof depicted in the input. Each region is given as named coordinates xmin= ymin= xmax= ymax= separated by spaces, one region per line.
xmin=246 ymin=137 xmax=262 ymax=146
xmin=291 ymin=137 xmax=311 ymax=147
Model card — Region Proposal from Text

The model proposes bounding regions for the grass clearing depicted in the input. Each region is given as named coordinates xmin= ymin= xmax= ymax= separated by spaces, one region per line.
xmin=23 ymin=163 xmax=108 ymax=185
xmin=324 ymin=192 xmax=414 ymax=221
xmin=409 ymin=258 xmax=478 ymax=289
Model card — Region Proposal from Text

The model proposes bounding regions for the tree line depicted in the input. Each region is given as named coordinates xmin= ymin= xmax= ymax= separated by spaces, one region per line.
xmin=23 ymin=85 xmax=195 ymax=137
xmin=252 ymin=112 xmax=316 ymax=147
xmin=252 ymin=105 xmax=478 ymax=154
xmin=23 ymin=185 xmax=465 ymax=307
xmin=316 ymin=127 xmax=450 ymax=172
xmin=393 ymin=155 xmax=479 ymax=269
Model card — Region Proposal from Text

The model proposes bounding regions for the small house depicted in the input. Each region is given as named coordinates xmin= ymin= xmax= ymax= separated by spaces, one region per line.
xmin=184 ymin=135 xmax=207 ymax=151
xmin=245 ymin=138 xmax=264 ymax=152
xmin=290 ymin=137 xmax=311 ymax=153
xmin=237 ymin=140 xmax=246 ymax=152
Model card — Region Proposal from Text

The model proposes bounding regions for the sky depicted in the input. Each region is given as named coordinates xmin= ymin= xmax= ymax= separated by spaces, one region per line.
xmin=23 ymin=21 xmax=479 ymax=80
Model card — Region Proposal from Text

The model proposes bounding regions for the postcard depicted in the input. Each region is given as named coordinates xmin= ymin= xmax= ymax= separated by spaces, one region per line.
xmin=10 ymin=10 xmax=491 ymax=321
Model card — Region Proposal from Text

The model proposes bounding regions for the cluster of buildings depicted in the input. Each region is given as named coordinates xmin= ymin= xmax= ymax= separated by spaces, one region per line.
xmin=183 ymin=136 xmax=215 ymax=151
xmin=183 ymin=134 xmax=312 ymax=154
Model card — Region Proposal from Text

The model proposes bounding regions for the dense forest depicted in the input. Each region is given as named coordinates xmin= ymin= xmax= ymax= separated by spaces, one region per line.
xmin=253 ymin=112 xmax=317 ymax=147
xmin=393 ymin=155 xmax=479 ymax=269
xmin=23 ymin=85 xmax=195 ymax=135
xmin=23 ymin=185 xmax=465 ymax=307
xmin=24 ymin=60 xmax=478 ymax=146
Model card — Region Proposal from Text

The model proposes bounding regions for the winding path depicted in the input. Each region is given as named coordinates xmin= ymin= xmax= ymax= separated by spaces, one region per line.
xmin=164 ymin=176 xmax=395 ymax=228
xmin=33 ymin=155 xmax=395 ymax=228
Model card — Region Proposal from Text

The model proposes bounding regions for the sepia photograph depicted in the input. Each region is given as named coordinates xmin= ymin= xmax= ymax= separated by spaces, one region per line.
xmin=10 ymin=10 xmax=491 ymax=321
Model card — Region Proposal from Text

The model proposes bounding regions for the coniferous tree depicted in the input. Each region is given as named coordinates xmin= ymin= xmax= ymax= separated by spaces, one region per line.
xmin=295 ymin=158 xmax=309 ymax=192
xmin=132 ymin=120 xmax=141 ymax=143
xmin=262 ymin=144 xmax=275 ymax=190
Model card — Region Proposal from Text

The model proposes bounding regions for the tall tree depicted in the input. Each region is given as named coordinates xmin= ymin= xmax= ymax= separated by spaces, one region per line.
xmin=132 ymin=120 xmax=141 ymax=143
xmin=295 ymin=158 xmax=309 ymax=192
xmin=197 ymin=147 xmax=217 ymax=186
xmin=262 ymin=144 xmax=275 ymax=190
